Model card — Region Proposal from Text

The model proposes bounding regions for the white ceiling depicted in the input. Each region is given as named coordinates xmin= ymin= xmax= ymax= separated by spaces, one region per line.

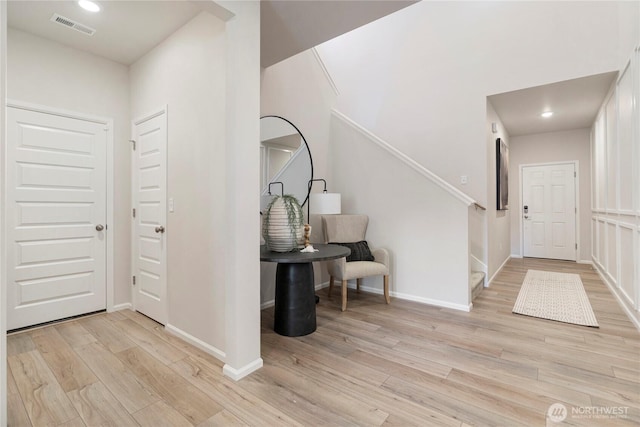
xmin=11 ymin=1 xmax=611 ymax=138
xmin=7 ymin=0 xmax=226 ymax=65
xmin=7 ymin=0 xmax=416 ymax=67
xmin=488 ymin=72 xmax=618 ymax=137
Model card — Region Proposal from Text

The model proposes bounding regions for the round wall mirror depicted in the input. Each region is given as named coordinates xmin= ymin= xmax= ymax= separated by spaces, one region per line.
xmin=260 ymin=116 xmax=313 ymax=210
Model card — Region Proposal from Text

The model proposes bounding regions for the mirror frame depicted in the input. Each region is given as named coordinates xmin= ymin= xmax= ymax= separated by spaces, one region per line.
xmin=260 ymin=115 xmax=314 ymax=208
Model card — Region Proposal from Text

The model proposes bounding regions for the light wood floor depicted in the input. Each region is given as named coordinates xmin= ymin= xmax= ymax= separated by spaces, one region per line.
xmin=7 ymin=258 xmax=640 ymax=426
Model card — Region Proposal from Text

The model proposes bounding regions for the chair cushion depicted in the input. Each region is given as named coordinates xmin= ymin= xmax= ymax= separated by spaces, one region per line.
xmin=343 ymin=261 xmax=389 ymax=280
xmin=331 ymin=241 xmax=375 ymax=262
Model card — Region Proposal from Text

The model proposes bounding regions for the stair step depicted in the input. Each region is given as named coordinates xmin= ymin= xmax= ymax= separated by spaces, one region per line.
xmin=470 ymin=270 xmax=486 ymax=300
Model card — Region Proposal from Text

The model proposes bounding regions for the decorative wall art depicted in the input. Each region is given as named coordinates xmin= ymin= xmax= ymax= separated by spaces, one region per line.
xmin=496 ymin=137 xmax=509 ymax=210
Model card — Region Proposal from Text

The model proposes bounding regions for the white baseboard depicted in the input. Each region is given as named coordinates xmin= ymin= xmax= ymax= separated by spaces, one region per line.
xmin=108 ymin=303 xmax=132 ymax=312
xmin=223 ymin=358 xmax=264 ymax=381
xmin=261 ymin=280 xmax=471 ymax=313
xmin=260 ymin=281 xmax=330 ymax=310
xmin=488 ymin=256 xmax=511 ymax=286
xmin=592 ymin=260 xmax=640 ymax=331
xmin=165 ymin=323 xmax=226 ymax=362
xmin=505 ymin=256 xmax=592 ymax=265
xmin=355 ymin=283 xmax=471 ymax=312
xmin=316 ymin=281 xmax=330 ymax=290
xmin=394 ymin=291 xmax=471 ymax=312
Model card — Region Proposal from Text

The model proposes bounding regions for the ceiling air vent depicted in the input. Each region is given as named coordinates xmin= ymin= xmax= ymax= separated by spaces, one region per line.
xmin=50 ymin=13 xmax=96 ymax=36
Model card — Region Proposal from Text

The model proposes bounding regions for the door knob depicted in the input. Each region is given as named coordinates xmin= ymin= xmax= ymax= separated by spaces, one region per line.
xmin=155 ymin=226 xmax=165 ymax=233
xmin=95 ymin=224 xmax=104 ymax=231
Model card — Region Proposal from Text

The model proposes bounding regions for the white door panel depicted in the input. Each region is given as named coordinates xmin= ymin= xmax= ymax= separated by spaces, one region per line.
xmin=132 ymin=109 xmax=167 ymax=325
xmin=7 ymin=106 xmax=107 ymax=330
xmin=523 ymin=163 xmax=576 ymax=261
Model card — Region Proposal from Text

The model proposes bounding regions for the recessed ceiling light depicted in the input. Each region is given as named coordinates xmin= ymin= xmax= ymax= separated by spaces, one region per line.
xmin=78 ymin=0 xmax=100 ymax=13
xmin=541 ymin=111 xmax=554 ymax=118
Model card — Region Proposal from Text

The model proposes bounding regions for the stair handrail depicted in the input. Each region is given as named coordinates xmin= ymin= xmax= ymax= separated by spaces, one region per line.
xmin=333 ymin=109 xmax=477 ymax=206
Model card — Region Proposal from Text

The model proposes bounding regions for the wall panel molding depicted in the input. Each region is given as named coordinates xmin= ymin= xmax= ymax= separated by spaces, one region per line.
xmin=591 ymin=47 xmax=639 ymax=319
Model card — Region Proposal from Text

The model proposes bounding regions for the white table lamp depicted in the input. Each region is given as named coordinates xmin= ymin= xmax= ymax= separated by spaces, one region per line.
xmin=310 ymin=192 xmax=341 ymax=215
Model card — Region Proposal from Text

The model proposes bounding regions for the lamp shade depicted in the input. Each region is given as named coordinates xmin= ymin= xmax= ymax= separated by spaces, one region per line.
xmin=309 ymin=193 xmax=341 ymax=215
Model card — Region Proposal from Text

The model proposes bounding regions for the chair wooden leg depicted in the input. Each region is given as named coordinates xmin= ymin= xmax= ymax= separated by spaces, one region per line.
xmin=328 ymin=276 xmax=334 ymax=298
xmin=356 ymin=278 xmax=362 ymax=293
xmin=341 ymin=280 xmax=348 ymax=311
xmin=384 ymin=275 xmax=390 ymax=304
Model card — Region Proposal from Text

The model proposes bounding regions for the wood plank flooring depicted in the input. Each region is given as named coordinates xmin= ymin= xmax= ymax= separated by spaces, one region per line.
xmin=7 ymin=258 xmax=640 ymax=426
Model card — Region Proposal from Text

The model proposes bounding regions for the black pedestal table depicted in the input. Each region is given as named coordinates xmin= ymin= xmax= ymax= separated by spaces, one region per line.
xmin=260 ymin=244 xmax=350 ymax=337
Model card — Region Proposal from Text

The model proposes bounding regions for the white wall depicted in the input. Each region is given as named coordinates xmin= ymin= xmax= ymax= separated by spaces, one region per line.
xmin=261 ymin=49 xmax=337 ymax=226
xmin=260 ymin=1 xmax=637 ymax=308
xmin=313 ymin=0 xmax=637 ymax=294
xmin=317 ymin=1 xmax=634 ymax=207
xmin=261 ymin=47 xmax=476 ymax=310
xmin=260 ymin=49 xmax=337 ymax=305
xmin=7 ymin=28 xmax=131 ymax=306
xmin=1 ymin=2 xmax=7 ymax=423
xmin=509 ymin=129 xmax=592 ymax=262
xmin=130 ymin=12 xmax=227 ymax=354
xmin=486 ymin=100 xmax=511 ymax=280
xmin=591 ymin=46 xmax=640 ymax=327
xmin=617 ymin=2 xmax=640 ymax=71
xmin=218 ymin=0 xmax=262 ymax=379
xmin=330 ymin=114 xmax=470 ymax=310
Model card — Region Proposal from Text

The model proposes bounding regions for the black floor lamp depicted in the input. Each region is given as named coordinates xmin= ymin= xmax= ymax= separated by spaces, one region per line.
xmin=307 ymin=179 xmax=341 ymax=221
xmin=307 ymin=179 xmax=341 ymax=304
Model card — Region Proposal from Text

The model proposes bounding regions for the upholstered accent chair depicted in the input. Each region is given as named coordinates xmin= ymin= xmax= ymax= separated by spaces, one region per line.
xmin=321 ymin=214 xmax=390 ymax=311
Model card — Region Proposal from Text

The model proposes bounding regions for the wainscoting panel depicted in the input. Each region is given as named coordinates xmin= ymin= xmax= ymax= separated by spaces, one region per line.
xmin=617 ymin=60 xmax=634 ymax=212
xmin=619 ymin=223 xmax=635 ymax=306
xmin=591 ymin=47 xmax=639 ymax=326
xmin=605 ymin=93 xmax=617 ymax=210
xmin=591 ymin=217 xmax=598 ymax=262
xmin=606 ymin=221 xmax=618 ymax=284
xmin=597 ymin=219 xmax=607 ymax=271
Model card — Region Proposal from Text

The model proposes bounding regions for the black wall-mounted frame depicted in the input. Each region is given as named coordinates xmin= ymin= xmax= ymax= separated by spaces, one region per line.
xmin=260 ymin=115 xmax=314 ymax=208
xmin=496 ymin=137 xmax=509 ymax=210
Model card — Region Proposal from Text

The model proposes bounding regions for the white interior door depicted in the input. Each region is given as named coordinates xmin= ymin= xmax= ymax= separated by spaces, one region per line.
xmin=523 ymin=163 xmax=577 ymax=261
xmin=6 ymin=106 xmax=107 ymax=330
xmin=132 ymin=108 xmax=167 ymax=325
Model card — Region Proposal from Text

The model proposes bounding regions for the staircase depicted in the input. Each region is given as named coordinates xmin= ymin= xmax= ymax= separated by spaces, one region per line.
xmin=331 ymin=110 xmax=487 ymax=310
xmin=470 ymin=271 xmax=486 ymax=301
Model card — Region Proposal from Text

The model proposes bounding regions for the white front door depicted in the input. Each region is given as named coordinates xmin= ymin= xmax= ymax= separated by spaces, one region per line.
xmin=132 ymin=108 xmax=168 ymax=325
xmin=523 ymin=163 xmax=577 ymax=261
xmin=6 ymin=106 xmax=107 ymax=330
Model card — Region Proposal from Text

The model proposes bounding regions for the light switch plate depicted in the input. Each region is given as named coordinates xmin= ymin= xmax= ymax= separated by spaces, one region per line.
xmin=169 ymin=198 xmax=174 ymax=212
xmin=460 ymin=175 xmax=468 ymax=185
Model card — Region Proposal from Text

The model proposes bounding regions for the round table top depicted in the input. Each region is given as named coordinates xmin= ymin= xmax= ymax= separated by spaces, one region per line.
xmin=260 ymin=243 xmax=350 ymax=263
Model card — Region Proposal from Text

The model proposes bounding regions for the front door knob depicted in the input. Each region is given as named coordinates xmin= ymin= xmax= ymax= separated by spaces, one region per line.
xmin=155 ymin=226 xmax=165 ymax=233
xmin=95 ymin=224 xmax=104 ymax=231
